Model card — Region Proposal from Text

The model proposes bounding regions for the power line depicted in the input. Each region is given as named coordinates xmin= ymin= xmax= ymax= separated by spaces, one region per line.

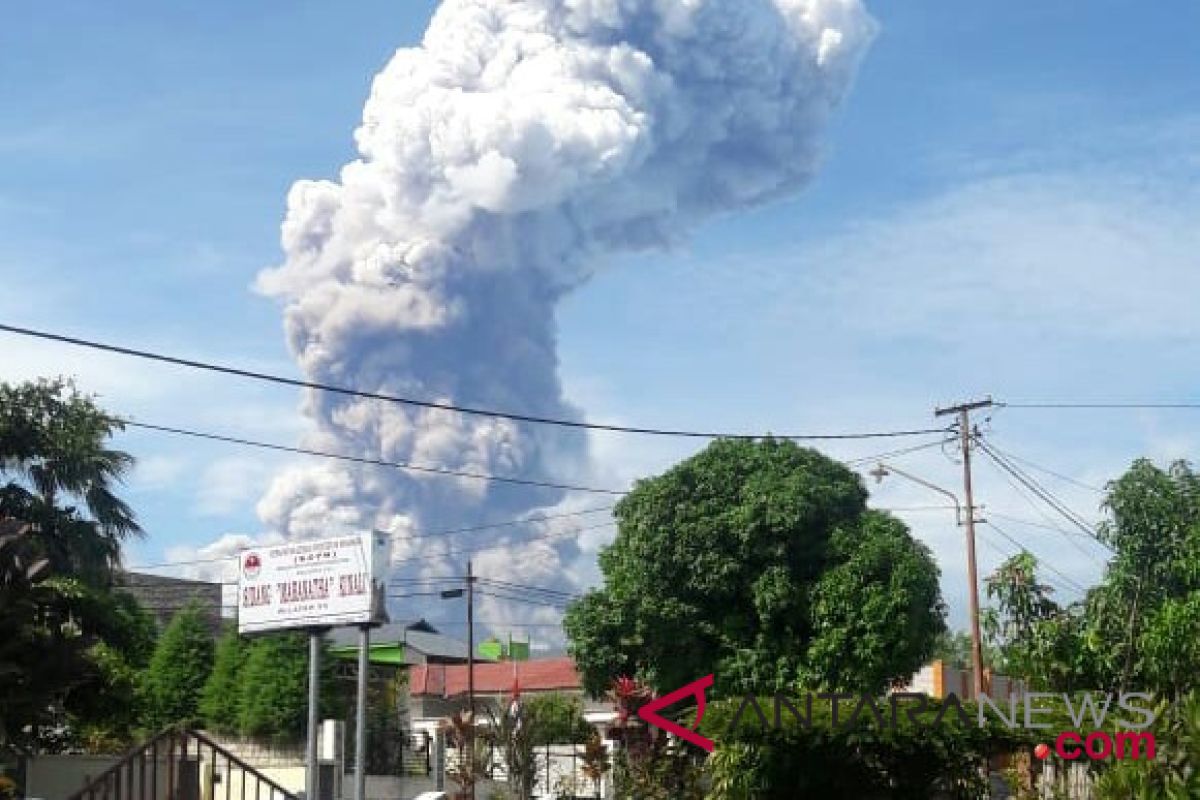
xmin=389 ymin=521 xmax=616 ymax=566
xmin=0 ymin=322 xmax=950 ymax=442
xmin=981 ymin=463 xmax=1101 ymax=551
xmin=843 ymin=438 xmax=954 ymax=467
xmin=989 ymin=512 xmax=1103 ymax=536
xmin=475 ymin=590 xmax=572 ymax=610
xmin=1004 ymin=401 xmax=1200 ymax=410
xmin=127 ymin=507 xmax=620 ymax=572
xmin=126 ymin=554 xmax=236 ymax=571
xmin=975 ymin=437 xmax=1111 ymax=553
xmin=120 ymin=419 xmax=627 ymax=496
xmin=983 ymin=520 xmax=1089 ymax=597
xmin=400 ymin=506 xmax=615 ymax=540
xmin=127 ymin=501 xmax=958 ymax=572
xmin=983 ymin=443 xmax=1106 ymax=494
xmin=476 ymin=578 xmax=580 ymax=599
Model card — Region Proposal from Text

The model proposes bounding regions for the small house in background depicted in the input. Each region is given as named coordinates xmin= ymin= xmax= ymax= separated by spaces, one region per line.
xmin=407 ymin=657 xmax=615 ymax=736
xmin=477 ymin=634 xmax=531 ymax=662
xmin=326 ymin=618 xmax=487 ymax=667
xmin=896 ymin=659 xmax=1026 ymax=701
xmin=117 ymin=572 xmax=224 ymax=635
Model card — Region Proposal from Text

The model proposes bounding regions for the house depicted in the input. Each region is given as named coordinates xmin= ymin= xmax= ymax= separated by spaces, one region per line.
xmin=895 ymin=659 xmax=1025 ymax=701
xmin=407 ymin=657 xmax=614 ymax=737
xmin=117 ymin=572 xmax=224 ymax=635
xmin=326 ymin=618 xmax=485 ymax=667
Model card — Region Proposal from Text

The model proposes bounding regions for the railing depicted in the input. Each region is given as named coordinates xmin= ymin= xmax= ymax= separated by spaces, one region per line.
xmin=66 ymin=729 xmax=297 ymax=800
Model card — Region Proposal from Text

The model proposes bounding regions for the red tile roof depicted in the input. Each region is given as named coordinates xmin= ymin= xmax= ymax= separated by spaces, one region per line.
xmin=410 ymin=656 xmax=581 ymax=698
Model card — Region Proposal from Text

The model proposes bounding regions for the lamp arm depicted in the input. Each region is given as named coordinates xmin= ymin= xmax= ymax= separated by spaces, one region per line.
xmin=875 ymin=462 xmax=963 ymax=526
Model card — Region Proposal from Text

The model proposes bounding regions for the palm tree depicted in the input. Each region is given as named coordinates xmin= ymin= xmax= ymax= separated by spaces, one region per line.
xmin=0 ymin=378 xmax=140 ymax=581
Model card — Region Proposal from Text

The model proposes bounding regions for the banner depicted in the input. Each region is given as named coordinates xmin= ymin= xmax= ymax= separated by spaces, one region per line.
xmin=238 ymin=533 xmax=391 ymax=634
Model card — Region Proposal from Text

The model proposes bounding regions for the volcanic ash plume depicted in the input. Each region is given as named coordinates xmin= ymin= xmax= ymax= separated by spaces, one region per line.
xmin=254 ymin=0 xmax=876 ymax=612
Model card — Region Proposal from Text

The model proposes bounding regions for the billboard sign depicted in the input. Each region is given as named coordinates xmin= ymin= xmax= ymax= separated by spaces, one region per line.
xmin=238 ymin=532 xmax=391 ymax=634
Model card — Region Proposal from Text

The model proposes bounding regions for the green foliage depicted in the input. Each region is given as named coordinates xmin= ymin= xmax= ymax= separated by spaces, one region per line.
xmin=1094 ymin=691 xmax=1200 ymax=800
xmin=984 ymin=459 xmax=1200 ymax=697
xmin=0 ymin=379 xmax=147 ymax=753
xmin=0 ymin=378 xmax=139 ymax=578
xmin=1091 ymin=459 xmax=1200 ymax=695
xmin=612 ymin=743 xmax=705 ymax=800
xmin=199 ymin=628 xmax=246 ymax=733
xmin=357 ymin=671 xmax=408 ymax=774
xmin=141 ymin=605 xmax=215 ymax=730
xmin=237 ymin=633 xmax=339 ymax=740
xmin=703 ymin=695 xmax=1031 ymax=800
xmin=982 ymin=553 xmax=1090 ymax=691
xmin=564 ymin=438 xmax=945 ymax=697
xmin=931 ymin=630 xmax=1000 ymax=671
xmin=524 ymin=693 xmax=592 ymax=746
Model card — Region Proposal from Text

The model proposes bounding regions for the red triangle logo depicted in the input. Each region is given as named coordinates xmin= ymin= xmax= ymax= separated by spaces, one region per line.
xmin=636 ymin=674 xmax=715 ymax=752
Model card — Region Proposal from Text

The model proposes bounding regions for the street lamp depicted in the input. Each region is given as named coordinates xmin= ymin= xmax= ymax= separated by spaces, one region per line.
xmin=869 ymin=462 xmax=963 ymax=525
xmin=870 ymin=462 xmax=986 ymax=697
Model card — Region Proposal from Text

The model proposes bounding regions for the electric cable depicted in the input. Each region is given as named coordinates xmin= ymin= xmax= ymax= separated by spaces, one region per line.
xmin=0 ymin=322 xmax=951 ymax=441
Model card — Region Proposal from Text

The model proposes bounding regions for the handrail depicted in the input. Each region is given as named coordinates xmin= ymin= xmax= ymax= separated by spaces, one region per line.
xmin=64 ymin=728 xmax=299 ymax=800
xmin=63 ymin=728 xmax=177 ymax=800
xmin=188 ymin=729 xmax=297 ymax=798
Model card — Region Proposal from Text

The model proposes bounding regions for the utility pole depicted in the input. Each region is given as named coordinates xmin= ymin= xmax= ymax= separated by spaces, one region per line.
xmin=306 ymin=629 xmax=323 ymax=800
xmin=466 ymin=559 xmax=476 ymax=800
xmin=935 ymin=397 xmax=993 ymax=699
xmin=354 ymin=623 xmax=370 ymax=800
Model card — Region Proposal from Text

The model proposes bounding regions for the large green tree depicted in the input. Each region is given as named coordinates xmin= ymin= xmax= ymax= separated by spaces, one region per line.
xmin=563 ymin=438 xmax=946 ymax=696
xmin=0 ymin=378 xmax=151 ymax=753
xmin=141 ymin=605 xmax=215 ymax=730
xmin=984 ymin=458 xmax=1200 ymax=697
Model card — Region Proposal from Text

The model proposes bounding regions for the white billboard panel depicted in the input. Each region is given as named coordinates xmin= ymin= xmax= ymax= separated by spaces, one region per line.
xmin=237 ymin=533 xmax=391 ymax=634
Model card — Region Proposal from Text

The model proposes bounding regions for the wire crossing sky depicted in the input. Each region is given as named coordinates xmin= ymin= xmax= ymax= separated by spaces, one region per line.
xmin=4 ymin=0 xmax=1198 ymax=634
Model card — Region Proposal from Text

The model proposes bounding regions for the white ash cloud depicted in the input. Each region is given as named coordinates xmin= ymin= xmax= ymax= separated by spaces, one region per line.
xmin=254 ymin=0 xmax=875 ymax=630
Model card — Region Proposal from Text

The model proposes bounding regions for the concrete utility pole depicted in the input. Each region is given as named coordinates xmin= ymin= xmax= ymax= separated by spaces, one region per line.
xmin=935 ymin=397 xmax=994 ymax=699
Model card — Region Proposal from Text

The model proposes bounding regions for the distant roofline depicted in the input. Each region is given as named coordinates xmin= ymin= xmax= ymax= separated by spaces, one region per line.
xmin=117 ymin=571 xmax=224 ymax=588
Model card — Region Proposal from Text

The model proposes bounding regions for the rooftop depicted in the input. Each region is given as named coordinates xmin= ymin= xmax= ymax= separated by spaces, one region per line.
xmin=410 ymin=657 xmax=581 ymax=698
xmin=327 ymin=618 xmax=483 ymax=663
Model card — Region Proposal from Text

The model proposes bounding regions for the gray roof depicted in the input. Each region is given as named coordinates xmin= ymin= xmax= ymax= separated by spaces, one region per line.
xmin=327 ymin=618 xmax=484 ymax=662
xmin=118 ymin=571 xmax=224 ymax=636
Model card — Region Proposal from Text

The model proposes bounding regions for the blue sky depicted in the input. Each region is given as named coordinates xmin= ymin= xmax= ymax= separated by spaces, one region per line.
xmin=3 ymin=0 xmax=1199 ymax=631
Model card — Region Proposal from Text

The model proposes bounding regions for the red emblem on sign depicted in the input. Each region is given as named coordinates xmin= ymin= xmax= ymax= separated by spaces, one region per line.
xmin=243 ymin=553 xmax=261 ymax=578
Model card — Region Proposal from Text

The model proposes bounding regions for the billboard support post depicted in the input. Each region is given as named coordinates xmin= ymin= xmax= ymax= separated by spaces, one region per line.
xmin=237 ymin=532 xmax=393 ymax=800
xmin=354 ymin=624 xmax=370 ymax=800
xmin=307 ymin=628 xmax=321 ymax=800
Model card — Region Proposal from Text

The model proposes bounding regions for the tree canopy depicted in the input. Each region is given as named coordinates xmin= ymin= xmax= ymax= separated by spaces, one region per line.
xmin=141 ymin=605 xmax=215 ymax=731
xmin=200 ymin=628 xmax=246 ymax=733
xmin=984 ymin=458 xmax=1200 ymax=697
xmin=563 ymin=438 xmax=946 ymax=696
xmin=0 ymin=378 xmax=152 ymax=753
xmin=237 ymin=633 xmax=340 ymax=740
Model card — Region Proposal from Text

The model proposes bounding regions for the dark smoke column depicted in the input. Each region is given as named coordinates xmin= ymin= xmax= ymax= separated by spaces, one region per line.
xmin=255 ymin=0 xmax=876 ymax=604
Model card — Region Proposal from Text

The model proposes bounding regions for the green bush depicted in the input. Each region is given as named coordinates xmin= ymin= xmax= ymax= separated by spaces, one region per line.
xmin=702 ymin=694 xmax=1034 ymax=800
xmin=199 ymin=627 xmax=245 ymax=733
xmin=236 ymin=632 xmax=340 ymax=740
xmin=1093 ymin=691 xmax=1200 ymax=800
xmin=140 ymin=605 xmax=215 ymax=730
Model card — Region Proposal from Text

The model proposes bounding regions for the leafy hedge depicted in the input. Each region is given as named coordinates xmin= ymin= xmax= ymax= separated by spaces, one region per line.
xmin=701 ymin=694 xmax=1036 ymax=800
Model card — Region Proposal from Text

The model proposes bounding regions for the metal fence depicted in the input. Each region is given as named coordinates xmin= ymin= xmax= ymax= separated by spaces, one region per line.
xmin=65 ymin=729 xmax=297 ymax=800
